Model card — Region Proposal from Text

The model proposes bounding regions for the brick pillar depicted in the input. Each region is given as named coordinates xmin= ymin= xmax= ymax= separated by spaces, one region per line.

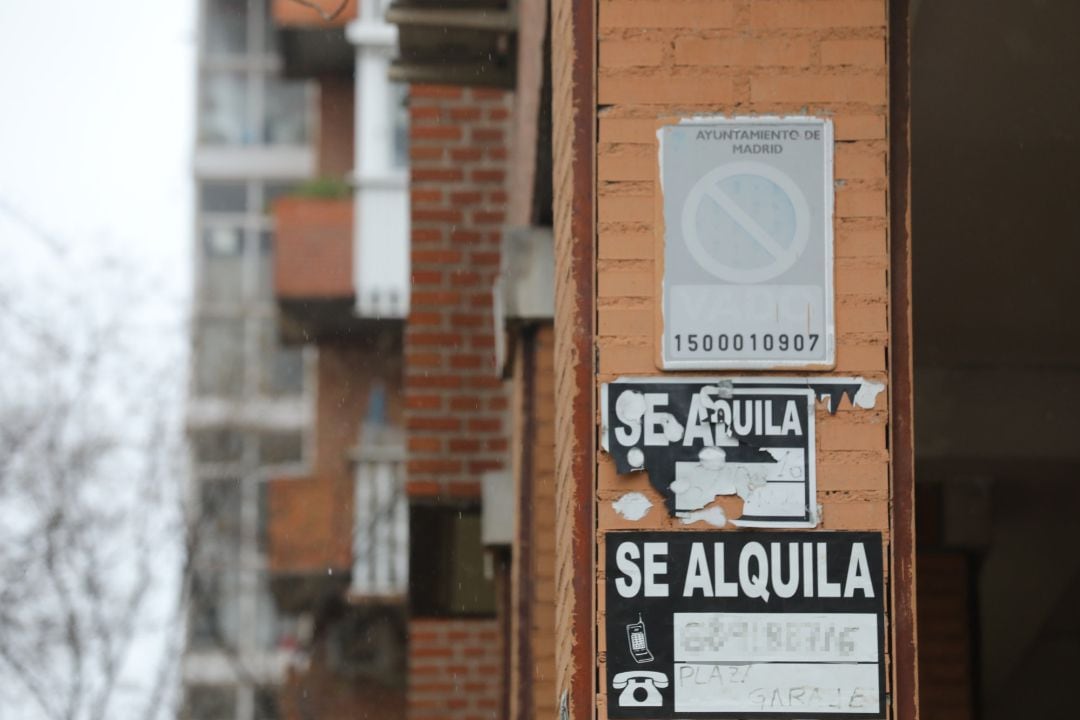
xmin=551 ymin=0 xmax=913 ymax=718
xmin=404 ymin=84 xmax=513 ymax=720
xmin=406 ymin=84 xmax=512 ymax=499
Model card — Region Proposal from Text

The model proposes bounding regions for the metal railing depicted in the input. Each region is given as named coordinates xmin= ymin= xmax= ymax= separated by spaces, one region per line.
xmin=349 ymin=439 xmax=408 ymax=599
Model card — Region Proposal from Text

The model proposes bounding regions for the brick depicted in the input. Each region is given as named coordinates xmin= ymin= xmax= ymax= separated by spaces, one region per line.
xmin=751 ymin=73 xmax=886 ymax=103
xmin=598 ymin=270 xmax=653 ymax=298
xmin=674 ymin=37 xmax=813 ymax=67
xmin=599 ymin=71 xmax=736 ymax=105
xmin=599 ymin=39 xmax=664 ymax=68
xmin=751 ymin=0 xmax=886 ymax=29
xmin=406 ymin=416 xmax=461 ymax=432
xmin=598 ymin=307 xmax=652 ymax=337
xmin=412 ymin=125 xmax=462 ymax=141
xmin=834 ymin=114 xmax=887 ymax=140
xmin=836 ymin=226 xmax=887 ymax=257
xmin=836 ymin=261 xmax=887 ymax=295
xmin=410 ymin=84 xmax=464 ymax=99
xmin=819 ymin=418 xmax=886 ymax=451
xmin=598 ymin=195 xmax=653 ymax=223
xmin=599 ymin=118 xmax=659 ymax=144
xmin=821 ymin=38 xmax=886 ymax=67
xmin=838 ymin=300 xmax=888 ymax=333
xmin=835 ymin=143 xmax=886 ymax=180
xmin=836 ymin=188 xmax=887 ymax=218
xmin=599 ymin=0 xmax=736 ymax=29
xmin=598 ymin=229 xmax=654 ymax=259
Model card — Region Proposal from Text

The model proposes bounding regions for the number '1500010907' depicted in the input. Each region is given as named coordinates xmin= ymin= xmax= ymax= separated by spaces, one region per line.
xmin=673 ymin=333 xmax=820 ymax=354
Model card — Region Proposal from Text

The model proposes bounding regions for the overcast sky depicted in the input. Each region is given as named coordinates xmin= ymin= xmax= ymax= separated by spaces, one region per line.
xmin=0 ymin=4 xmax=197 ymax=717
xmin=0 ymin=0 xmax=195 ymax=286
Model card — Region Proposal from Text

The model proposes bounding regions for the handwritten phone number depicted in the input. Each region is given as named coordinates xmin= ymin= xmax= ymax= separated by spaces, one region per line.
xmin=673 ymin=333 xmax=820 ymax=354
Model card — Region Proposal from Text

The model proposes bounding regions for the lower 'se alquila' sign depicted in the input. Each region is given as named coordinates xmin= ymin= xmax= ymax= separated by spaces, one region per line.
xmin=604 ymin=532 xmax=885 ymax=719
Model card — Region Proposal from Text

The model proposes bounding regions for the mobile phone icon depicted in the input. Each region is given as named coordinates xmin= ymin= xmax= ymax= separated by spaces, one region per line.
xmin=626 ymin=614 xmax=654 ymax=664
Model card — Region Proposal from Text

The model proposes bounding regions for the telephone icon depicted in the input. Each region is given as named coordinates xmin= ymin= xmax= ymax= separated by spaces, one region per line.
xmin=626 ymin=614 xmax=654 ymax=663
xmin=612 ymin=670 xmax=668 ymax=707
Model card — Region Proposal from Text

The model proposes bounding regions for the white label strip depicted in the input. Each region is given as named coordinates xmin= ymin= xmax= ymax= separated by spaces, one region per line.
xmin=674 ymin=662 xmax=880 ymax=714
xmin=674 ymin=612 xmax=879 ymax=663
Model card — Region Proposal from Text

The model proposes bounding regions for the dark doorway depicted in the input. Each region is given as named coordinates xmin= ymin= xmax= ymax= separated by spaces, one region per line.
xmin=912 ymin=2 xmax=1080 ymax=718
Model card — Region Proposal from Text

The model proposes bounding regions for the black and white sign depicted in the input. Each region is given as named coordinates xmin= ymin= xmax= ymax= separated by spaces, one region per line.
xmin=602 ymin=378 xmax=820 ymax=527
xmin=659 ymin=117 xmax=835 ymax=370
xmin=605 ymin=532 xmax=885 ymax=719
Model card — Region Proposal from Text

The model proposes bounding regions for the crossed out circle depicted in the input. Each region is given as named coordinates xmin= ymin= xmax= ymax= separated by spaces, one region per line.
xmin=680 ymin=161 xmax=811 ymax=284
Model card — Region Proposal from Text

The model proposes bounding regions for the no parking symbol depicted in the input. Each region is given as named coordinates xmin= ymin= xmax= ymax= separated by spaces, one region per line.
xmin=659 ymin=117 xmax=835 ymax=370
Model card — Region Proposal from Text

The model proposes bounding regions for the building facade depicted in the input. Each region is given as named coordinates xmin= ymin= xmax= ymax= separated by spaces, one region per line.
xmin=185 ymin=1 xmax=316 ymax=718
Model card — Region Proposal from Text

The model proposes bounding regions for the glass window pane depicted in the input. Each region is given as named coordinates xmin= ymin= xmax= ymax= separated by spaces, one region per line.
xmin=200 ymin=71 xmax=251 ymax=145
xmin=200 ymin=181 xmax=248 ymax=214
xmin=448 ymin=513 xmax=495 ymax=614
xmin=195 ymin=317 xmax=246 ymax=397
xmin=258 ymin=431 xmax=303 ymax=466
xmin=264 ymin=77 xmax=310 ymax=145
xmin=189 ymin=568 xmax=243 ymax=650
xmin=191 ymin=428 xmax=244 ymax=464
xmin=201 ymin=226 xmax=245 ymax=305
xmin=258 ymin=319 xmax=303 ymax=396
xmin=254 ymin=686 xmax=281 ymax=720
xmin=257 ymin=480 xmax=270 ymax=554
xmin=199 ymin=478 xmax=243 ymax=554
xmin=205 ymin=0 xmax=249 ymax=55
xmin=183 ymin=684 xmax=236 ymax=720
xmin=256 ymin=231 xmax=274 ymax=301
xmin=391 ymin=82 xmax=409 ymax=169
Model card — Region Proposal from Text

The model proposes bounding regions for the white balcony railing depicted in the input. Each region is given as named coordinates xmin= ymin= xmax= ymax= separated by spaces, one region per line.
xmin=350 ymin=439 xmax=408 ymax=599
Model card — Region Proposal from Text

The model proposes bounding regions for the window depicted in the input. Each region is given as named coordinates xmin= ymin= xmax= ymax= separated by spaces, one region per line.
xmin=258 ymin=319 xmax=303 ymax=396
xmin=199 ymin=70 xmax=251 ymax=145
xmin=191 ymin=428 xmax=244 ymax=464
xmin=391 ymin=82 xmax=409 ymax=169
xmin=328 ymin=607 xmax=407 ymax=684
xmin=204 ymin=0 xmax=250 ymax=56
xmin=409 ymin=505 xmax=496 ymax=616
xmin=254 ymin=687 xmax=281 ymax=720
xmin=199 ymin=478 xmax=243 ymax=555
xmin=200 ymin=180 xmax=248 ymax=214
xmin=264 ymin=77 xmax=311 ymax=145
xmin=201 ymin=226 xmax=246 ymax=305
xmin=257 ymin=431 xmax=303 ymax=466
xmin=256 ymin=231 xmax=274 ymax=301
xmin=194 ymin=317 xmax=246 ymax=397
xmin=183 ymin=684 xmax=236 ymax=720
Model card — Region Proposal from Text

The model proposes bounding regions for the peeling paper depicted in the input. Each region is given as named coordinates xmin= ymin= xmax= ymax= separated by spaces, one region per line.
xmin=678 ymin=506 xmax=728 ymax=528
xmin=612 ymin=492 xmax=653 ymax=522
xmin=853 ymin=379 xmax=885 ymax=409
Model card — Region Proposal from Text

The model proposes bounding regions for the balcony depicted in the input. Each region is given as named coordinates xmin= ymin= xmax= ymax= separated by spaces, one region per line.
xmin=273 ymin=192 xmax=356 ymax=344
xmin=386 ymin=0 xmax=517 ymax=87
xmin=271 ymin=0 xmax=358 ymax=77
xmin=267 ymin=471 xmax=354 ymax=612
xmin=267 ymin=431 xmax=407 ymax=611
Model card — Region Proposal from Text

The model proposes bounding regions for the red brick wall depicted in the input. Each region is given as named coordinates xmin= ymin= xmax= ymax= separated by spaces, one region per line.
xmin=408 ymin=619 xmax=502 ymax=720
xmin=405 ymin=84 xmax=512 ymax=500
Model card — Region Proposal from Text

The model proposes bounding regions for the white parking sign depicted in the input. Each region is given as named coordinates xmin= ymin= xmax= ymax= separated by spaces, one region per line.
xmin=659 ymin=117 xmax=835 ymax=369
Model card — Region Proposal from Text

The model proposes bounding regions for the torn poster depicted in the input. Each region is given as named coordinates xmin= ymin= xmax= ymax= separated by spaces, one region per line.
xmin=600 ymin=377 xmax=884 ymax=528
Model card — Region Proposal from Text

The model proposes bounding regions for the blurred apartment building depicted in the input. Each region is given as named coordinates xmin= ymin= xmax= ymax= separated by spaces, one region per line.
xmin=185 ymin=1 xmax=316 ymax=718
xmin=188 ymin=0 xmax=559 ymax=718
